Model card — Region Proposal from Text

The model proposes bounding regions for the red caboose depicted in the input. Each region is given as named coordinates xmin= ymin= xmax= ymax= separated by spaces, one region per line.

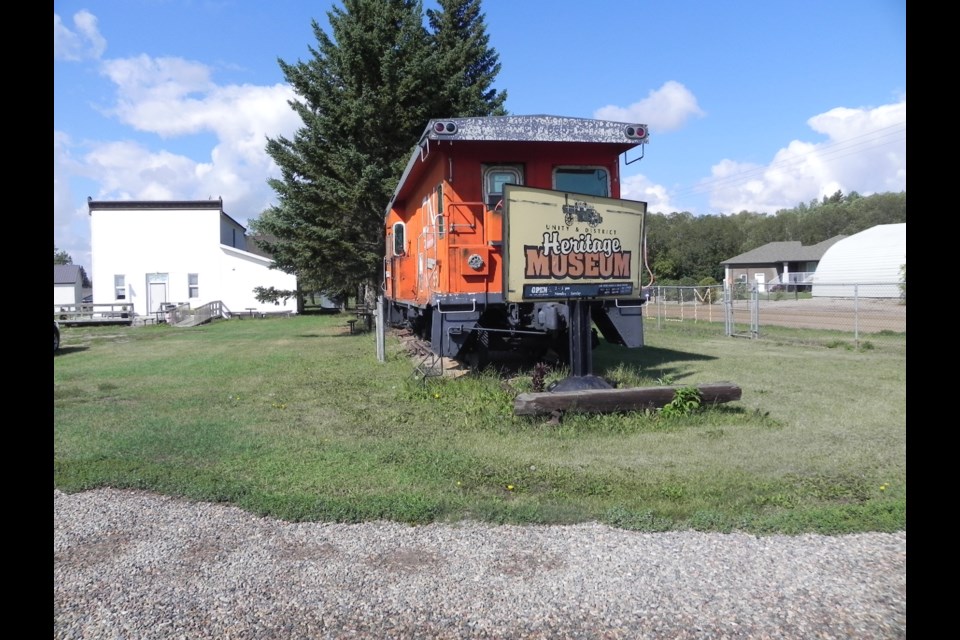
xmin=383 ymin=115 xmax=650 ymax=369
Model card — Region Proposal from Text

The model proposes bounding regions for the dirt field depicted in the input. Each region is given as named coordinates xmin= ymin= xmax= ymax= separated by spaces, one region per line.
xmin=648 ymin=297 xmax=906 ymax=334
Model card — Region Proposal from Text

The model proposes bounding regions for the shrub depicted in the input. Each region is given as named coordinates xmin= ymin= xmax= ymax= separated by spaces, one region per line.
xmin=661 ymin=386 xmax=702 ymax=417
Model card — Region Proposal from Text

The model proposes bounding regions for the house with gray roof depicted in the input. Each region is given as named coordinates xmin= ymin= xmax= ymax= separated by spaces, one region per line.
xmin=720 ymin=236 xmax=846 ymax=292
xmin=54 ymin=264 xmax=90 ymax=306
xmin=87 ymin=198 xmax=298 ymax=318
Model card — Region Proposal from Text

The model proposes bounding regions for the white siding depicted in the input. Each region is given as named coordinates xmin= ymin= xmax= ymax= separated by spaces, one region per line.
xmin=90 ymin=203 xmax=296 ymax=316
xmin=812 ymin=224 xmax=906 ymax=298
xmin=54 ymin=283 xmax=82 ymax=305
xmin=219 ymin=246 xmax=297 ymax=313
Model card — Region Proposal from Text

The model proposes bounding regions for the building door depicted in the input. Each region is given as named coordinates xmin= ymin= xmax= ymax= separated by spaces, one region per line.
xmin=754 ymin=272 xmax=766 ymax=293
xmin=146 ymin=273 xmax=169 ymax=316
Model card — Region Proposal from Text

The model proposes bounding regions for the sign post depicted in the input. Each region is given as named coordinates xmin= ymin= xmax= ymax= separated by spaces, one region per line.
xmin=502 ymin=185 xmax=647 ymax=389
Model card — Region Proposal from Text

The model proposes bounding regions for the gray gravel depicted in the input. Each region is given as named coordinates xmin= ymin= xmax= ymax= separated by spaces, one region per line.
xmin=54 ymin=488 xmax=905 ymax=639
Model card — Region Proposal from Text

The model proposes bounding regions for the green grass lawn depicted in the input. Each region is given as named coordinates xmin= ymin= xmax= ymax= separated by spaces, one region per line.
xmin=53 ymin=314 xmax=905 ymax=534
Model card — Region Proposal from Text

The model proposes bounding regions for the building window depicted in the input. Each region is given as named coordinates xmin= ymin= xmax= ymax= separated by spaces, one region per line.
xmin=393 ymin=223 xmax=406 ymax=256
xmin=483 ymin=165 xmax=523 ymax=210
xmin=554 ymin=167 xmax=609 ymax=197
xmin=114 ymin=275 xmax=126 ymax=300
xmin=188 ymin=273 xmax=199 ymax=298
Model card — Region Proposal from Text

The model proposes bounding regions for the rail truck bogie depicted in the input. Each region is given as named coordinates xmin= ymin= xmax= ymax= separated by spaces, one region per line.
xmin=383 ymin=115 xmax=650 ymax=368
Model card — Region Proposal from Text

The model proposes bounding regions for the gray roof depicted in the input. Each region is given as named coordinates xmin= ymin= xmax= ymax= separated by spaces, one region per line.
xmin=386 ymin=115 xmax=649 ymax=217
xmin=86 ymin=197 xmax=247 ymax=231
xmin=720 ymin=236 xmax=847 ymax=265
xmin=54 ymin=264 xmax=85 ymax=284
xmin=87 ymin=198 xmax=223 ymax=211
xmin=419 ymin=115 xmax=649 ymax=145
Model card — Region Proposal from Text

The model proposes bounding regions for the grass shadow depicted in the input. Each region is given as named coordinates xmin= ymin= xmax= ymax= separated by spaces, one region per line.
xmin=54 ymin=345 xmax=91 ymax=356
xmin=594 ymin=344 xmax=717 ymax=380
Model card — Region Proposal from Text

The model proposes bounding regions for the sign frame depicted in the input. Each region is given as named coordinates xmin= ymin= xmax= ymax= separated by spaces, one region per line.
xmin=502 ymin=184 xmax=647 ymax=303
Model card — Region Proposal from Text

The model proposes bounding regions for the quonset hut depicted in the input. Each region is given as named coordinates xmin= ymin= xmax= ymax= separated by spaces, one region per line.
xmin=811 ymin=223 xmax=906 ymax=298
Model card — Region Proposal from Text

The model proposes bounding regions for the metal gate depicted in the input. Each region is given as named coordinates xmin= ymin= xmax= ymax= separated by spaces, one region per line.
xmin=724 ymin=283 xmax=759 ymax=338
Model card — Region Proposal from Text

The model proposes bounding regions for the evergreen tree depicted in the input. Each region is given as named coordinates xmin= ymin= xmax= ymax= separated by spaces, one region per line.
xmin=427 ymin=0 xmax=507 ymax=117
xmin=54 ymin=246 xmax=73 ymax=265
xmin=254 ymin=0 xmax=507 ymax=302
xmin=254 ymin=0 xmax=435 ymax=298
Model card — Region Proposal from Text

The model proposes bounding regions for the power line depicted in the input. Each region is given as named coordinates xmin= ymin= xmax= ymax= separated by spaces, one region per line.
xmin=668 ymin=122 xmax=906 ymax=200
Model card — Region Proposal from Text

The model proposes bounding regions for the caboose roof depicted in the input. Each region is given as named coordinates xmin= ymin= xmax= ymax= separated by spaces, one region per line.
xmin=386 ymin=115 xmax=648 ymax=217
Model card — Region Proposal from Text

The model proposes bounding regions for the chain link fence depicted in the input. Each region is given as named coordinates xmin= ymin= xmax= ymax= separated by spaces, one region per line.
xmin=643 ymin=283 xmax=906 ymax=348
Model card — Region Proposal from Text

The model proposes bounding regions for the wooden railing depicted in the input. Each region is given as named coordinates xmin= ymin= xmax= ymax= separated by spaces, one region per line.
xmin=166 ymin=301 xmax=229 ymax=326
xmin=54 ymin=302 xmax=134 ymax=326
xmin=54 ymin=300 xmax=249 ymax=327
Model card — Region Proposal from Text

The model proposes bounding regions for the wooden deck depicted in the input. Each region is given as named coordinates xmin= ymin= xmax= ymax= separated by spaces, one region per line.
xmin=55 ymin=300 xmax=289 ymax=328
xmin=55 ymin=303 xmax=135 ymax=326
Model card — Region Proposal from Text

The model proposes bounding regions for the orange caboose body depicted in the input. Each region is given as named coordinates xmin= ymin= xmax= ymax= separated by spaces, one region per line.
xmin=383 ymin=115 xmax=650 ymax=368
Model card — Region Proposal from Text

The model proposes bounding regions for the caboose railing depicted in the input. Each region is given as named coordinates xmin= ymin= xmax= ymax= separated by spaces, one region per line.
xmin=445 ymin=201 xmax=485 ymax=233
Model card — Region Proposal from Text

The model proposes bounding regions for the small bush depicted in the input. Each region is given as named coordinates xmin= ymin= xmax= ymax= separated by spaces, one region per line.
xmin=661 ymin=386 xmax=702 ymax=417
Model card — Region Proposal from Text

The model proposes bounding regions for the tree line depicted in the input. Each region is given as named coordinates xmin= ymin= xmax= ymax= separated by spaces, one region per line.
xmin=646 ymin=190 xmax=906 ymax=285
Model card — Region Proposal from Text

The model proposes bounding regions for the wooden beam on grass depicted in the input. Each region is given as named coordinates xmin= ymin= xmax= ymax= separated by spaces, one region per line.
xmin=513 ymin=382 xmax=742 ymax=416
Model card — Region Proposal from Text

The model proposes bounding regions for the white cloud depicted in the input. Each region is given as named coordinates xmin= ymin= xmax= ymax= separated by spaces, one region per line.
xmin=83 ymin=141 xmax=203 ymax=199
xmin=94 ymin=54 xmax=302 ymax=207
xmin=100 ymin=56 xmax=301 ymax=145
xmin=54 ymin=131 xmax=93 ymax=267
xmin=54 ymin=48 xmax=304 ymax=265
xmin=101 ymin=56 xmax=218 ymax=135
xmin=54 ymin=131 xmax=75 ymax=225
xmin=76 ymin=126 xmax=287 ymax=226
xmin=706 ymin=99 xmax=906 ymax=213
xmin=620 ymin=174 xmax=671 ymax=213
xmin=54 ymin=11 xmax=106 ymax=61
xmin=593 ymin=81 xmax=705 ymax=133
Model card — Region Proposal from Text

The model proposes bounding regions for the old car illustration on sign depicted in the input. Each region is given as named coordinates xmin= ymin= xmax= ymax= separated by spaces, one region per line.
xmin=562 ymin=200 xmax=603 ymax=227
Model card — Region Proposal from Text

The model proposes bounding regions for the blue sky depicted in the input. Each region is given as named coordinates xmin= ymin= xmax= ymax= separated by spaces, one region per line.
xmin=54 ymin=0 xmax=906 ymax=270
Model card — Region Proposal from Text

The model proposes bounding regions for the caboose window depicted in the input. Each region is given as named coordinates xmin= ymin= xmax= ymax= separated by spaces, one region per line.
xmin=554 ymin=167 xmax=609 ymax=197
xmin=393 ymin=222 xmax=406 ymax=256
xmin=483 ymin=165 xmax=523 ymax=209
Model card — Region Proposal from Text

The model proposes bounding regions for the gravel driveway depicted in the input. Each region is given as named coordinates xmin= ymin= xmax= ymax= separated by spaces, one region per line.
xmin=54 ymin=489 xmax=905 ymax=639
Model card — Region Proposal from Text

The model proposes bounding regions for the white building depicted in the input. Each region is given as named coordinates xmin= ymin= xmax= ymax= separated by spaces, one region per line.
xmin=88 ymin=198 xmax=297 ymax=317
xmin=812 ymin=223 xmax=906 ymax=298
xmin=54 ymin=264 xmax=87 ymax=306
